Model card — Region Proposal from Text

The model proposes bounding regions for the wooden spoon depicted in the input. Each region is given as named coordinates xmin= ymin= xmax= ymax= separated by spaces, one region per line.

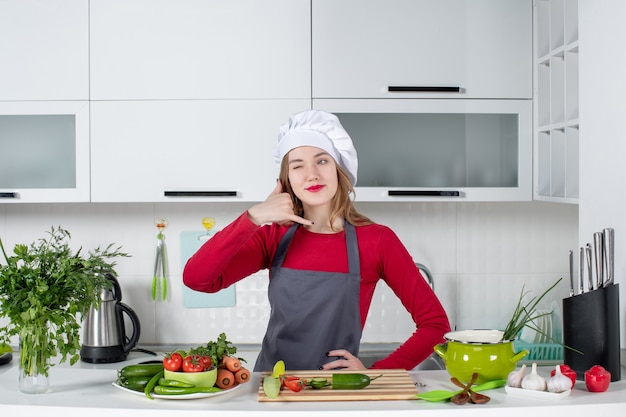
xmin=450 ymin=373 xmax=478 ymax=405
xmin=451 ymin=377 xmax=491 ymax=404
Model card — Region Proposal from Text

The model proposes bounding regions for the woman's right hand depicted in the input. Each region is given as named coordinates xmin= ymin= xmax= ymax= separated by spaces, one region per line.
xmin=247 ymin=180 xmax=313 ymax=227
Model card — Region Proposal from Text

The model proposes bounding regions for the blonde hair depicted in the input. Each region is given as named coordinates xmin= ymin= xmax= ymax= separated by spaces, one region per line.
xmin=279 ymin=157 xmax=373 ymax=231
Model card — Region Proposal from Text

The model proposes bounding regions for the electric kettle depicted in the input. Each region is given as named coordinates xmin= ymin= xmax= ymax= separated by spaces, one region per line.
xmin=80 ymin=272 xmax=141 ymax=363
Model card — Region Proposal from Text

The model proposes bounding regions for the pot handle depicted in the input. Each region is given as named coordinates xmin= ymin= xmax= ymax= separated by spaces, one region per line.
xmin=433 ymin=342 xmax=448 ymax=360
xmin=116 ymin=302 xmax=141 ymax=353
xmin=511 ymin=349 xmax=529 ymax=364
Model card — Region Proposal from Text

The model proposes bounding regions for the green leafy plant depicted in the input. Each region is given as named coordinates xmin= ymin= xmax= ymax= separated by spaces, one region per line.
xmin=501 ymin=277 xmax=562 ymax=342
xmin=0 ymin=226 xmax=129 ymax=378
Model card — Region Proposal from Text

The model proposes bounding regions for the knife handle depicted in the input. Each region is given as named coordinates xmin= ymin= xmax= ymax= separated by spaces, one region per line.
xmin=585 ymin=244 xmax=593 ymax=292
xmin=579 ymin=247 xmax=585 ymax=294
xmin=593 ymin=232 xmax=604 ymax=290
xmin=603 ymin=228 xmax=614 ymax=286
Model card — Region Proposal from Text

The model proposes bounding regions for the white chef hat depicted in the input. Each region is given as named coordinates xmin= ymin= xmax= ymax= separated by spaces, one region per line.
xmin=274 ymin=109 xmax=358 ymax=186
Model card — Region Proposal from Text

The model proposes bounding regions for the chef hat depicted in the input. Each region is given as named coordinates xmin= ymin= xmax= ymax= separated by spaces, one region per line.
xmin=274 ymin=109 xmax=358 ymax=186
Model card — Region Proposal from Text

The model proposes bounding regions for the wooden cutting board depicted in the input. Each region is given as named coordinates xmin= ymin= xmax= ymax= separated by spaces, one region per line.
xmin=257 ymin=369 xmax=419 ymax=402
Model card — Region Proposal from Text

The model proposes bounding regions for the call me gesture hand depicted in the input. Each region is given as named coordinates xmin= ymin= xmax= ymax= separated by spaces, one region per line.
xmin=247 ymin=180 xmax=313 ymax=227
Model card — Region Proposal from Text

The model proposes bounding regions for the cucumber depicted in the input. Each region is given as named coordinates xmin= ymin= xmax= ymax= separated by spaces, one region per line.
xmin=118 ymin=363 xmax=164 ymax=379
xmin=117 ymin=376 xmax=152 ymax=392
xmin=331 ymin=373 xmax=382 ymax=390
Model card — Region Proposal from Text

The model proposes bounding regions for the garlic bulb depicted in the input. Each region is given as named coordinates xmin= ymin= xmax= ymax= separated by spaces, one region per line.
xmin=547 ymin=365 xmax=571 ymax=393
xmin=507 ymin=364 xmax=527 ymax=388
xmin=521 ymin=363 xmax=547 ymax=391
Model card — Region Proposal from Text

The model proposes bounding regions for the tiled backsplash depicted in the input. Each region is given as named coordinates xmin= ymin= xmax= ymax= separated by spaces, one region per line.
xmin=0 ymin=201 xmax=578 ymax=347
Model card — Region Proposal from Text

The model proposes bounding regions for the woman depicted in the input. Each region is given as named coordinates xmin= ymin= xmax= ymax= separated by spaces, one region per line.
xmin=183 ymin=110 xmax=450 ymax=372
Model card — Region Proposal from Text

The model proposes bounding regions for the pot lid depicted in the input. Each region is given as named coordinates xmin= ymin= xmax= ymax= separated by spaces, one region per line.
xmin=444 ymin=329 xmax=506 ymax=344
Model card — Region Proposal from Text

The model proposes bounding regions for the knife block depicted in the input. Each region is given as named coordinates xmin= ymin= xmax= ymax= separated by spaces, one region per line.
xmin=562 ymin=284 xmax=621 ymax=381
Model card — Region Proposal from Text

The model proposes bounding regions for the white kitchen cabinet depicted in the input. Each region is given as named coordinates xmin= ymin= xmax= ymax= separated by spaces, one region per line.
xmin=0 ymin=101 xmax=90 ymax=203
xmin=314 ymin=99 xmax=532 ymax=202
xmin=0 ymin=0 xmax=89 ymax=101
xmin=312 ymin=0 xmax=532 ymax=99
xmin=90 ymin=100 xmax=310 ymax=202
xmin=89 ymin=0 xmax=311 ymax=100
xmin=534 ymin=0 xmax=579 ymax=203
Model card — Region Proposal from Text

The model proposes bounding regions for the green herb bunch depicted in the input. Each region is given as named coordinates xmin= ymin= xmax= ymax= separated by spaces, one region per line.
xmin=501 ymin=277 xmax=562 ymax=342
xmin=0 ymin=226 xmax=129 ymax=377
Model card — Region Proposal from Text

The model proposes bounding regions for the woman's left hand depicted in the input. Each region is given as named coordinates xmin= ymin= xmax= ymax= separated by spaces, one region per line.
xmin=320 ymin=349 xmax=367 ymax=370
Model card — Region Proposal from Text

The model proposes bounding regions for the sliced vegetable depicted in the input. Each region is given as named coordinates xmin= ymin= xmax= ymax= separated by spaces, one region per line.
xmin=308 ymin=377 xmax=330 ymax=389
xmin=263 ymin=375 xmax=282 ymax=399
xmin=272 ymin=360 xmax=285 ymax=378
xmin=283 ymin=376 xmax=306 ymax=392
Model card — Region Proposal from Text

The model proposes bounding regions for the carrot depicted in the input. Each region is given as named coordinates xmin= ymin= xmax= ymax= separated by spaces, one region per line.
xmin=216 ymin=368 xmax=235 ymax=389
xmin=234 ymin=367 xmax=251 ymax=384
xmin=221 ymin=355 xmax=241 ymax=372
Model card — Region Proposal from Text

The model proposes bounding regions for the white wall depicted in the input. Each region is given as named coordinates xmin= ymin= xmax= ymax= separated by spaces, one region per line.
xmin=0 ymin=200 xmax=577 ymax=348
xmin=579 ymin=0 xmax=626 ymax=348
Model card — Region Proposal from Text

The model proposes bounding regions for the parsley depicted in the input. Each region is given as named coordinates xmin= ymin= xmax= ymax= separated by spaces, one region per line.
xmin=0 ymin=226 xmax=129 ymax=377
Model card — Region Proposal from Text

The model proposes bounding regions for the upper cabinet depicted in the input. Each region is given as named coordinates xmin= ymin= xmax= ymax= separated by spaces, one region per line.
xmin=312 ymin=0 xmax=532 ymax=99
xmin=534 ymin=0 xmax=579 ymax=203
xmin=89 ymin=0 xmax=311 ymax=100
xmin=0 ymin=0 xmax=89 ymax=101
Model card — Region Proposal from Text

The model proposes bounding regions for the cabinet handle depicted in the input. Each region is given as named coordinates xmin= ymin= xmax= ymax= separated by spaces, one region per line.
xmin=164 ymin=191 xmax=237 ymax=197
xmin=388 ymin=190 xmax=460 ymax=197
xmin=388 ymin=86 xmax=461 ymax=93
xmin=0 ymin=192 xmax=18 ymax=198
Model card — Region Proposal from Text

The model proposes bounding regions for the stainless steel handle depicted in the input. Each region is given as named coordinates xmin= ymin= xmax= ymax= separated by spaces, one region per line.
xmin=593 ymin=232 xmax=604 ymax=290
xmin=603 ymin=228 xmax=614 ymax=286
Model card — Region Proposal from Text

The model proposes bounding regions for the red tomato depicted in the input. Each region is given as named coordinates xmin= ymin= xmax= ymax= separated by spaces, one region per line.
xmin=163 ymin=352 xmax=183 ymax=372
xmin=282 ymin=376 xmax=306 ymax=392
xmin=584 ymin=365 xmax=611 ymax=392
xmin=198 ymin=355 xmax=212 ymax=370
xmin=182 ymin=355 xmax=206 ymax=373
xmin=550 ymin=364 xmax=577 ymax=389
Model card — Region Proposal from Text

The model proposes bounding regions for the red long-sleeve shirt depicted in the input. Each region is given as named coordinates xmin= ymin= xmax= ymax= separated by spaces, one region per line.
xmin=183 ymin=212 xmax=450 ymax=370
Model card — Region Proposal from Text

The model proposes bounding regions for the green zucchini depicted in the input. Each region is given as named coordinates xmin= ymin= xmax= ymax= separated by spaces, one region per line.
xmin=331 ymin=373 xmax=382 ymax=390
xmin=153 ymin=385 xmax=222 ymax=395
xmin=118 ymin=363 xmax=164 ymax=379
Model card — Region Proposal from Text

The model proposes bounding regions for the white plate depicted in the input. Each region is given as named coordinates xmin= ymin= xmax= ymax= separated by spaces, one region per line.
xmin=505 ymin=385 xmax=571 ymax=400
xmin=112 ymin=382 xmax=242 ymax=400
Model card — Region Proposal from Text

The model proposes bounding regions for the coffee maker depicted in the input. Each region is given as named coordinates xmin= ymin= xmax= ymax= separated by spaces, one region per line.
xmin=80 ymin=272 xmax=141 ymax=363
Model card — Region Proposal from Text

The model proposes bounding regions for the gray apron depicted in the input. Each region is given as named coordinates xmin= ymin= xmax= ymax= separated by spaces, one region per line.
xmin=254 ymin=223 xmax=362 ymax=372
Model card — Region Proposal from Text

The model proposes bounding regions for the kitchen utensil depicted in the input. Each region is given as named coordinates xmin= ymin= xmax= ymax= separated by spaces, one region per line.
xmin=415 ymin=379 xmax=505 ymax=402
xmin=603 ymin=228 xmax=614 ymax=287
xmin=451 ymin=377 xmax=491 ymax=404
xmin=568 ymin=250 xmax=574 ymax=296
xmin=450 ymin=373 xmax=477 ymax=405
xmin=585 ymin=244 xmax=593 ymax=292
xmin=433 ymin=330 xmax=528 ymax=384
xmin=579 ymin=247 xmax=585 ymax=294
xmin=593 ymin=232 xmax=604 ymax=290
xmin=258 ymin=369 xmax=417 ymax=401
xmin=152 ymin=218 xmax=168 ymax=301
xmin=112 ymin=381 xmax=242 ymax=400
xmin=80 ymin=272 xmax=141 ymax=363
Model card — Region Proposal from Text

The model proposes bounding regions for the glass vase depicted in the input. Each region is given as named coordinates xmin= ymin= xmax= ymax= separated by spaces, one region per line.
xmin=18 ymin=324 xmax=50 ymax=394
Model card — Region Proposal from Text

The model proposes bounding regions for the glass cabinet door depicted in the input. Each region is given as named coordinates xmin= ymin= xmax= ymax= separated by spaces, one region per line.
xmin=0 ymin=101 xmax=89 ymax=203
xmin=313 ymin=99 xmax=532 ymax=202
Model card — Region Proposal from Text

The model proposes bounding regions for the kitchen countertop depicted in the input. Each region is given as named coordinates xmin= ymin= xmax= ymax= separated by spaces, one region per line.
xmin=1 ymin=349 xmax=625 ymax=417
